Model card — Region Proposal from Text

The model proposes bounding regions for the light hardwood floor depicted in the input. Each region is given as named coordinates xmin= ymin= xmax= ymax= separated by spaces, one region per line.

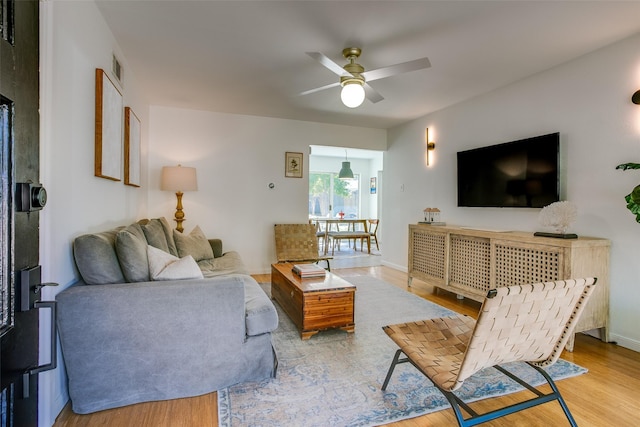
xmin=55 ymin=265 xmax=640 ymax=426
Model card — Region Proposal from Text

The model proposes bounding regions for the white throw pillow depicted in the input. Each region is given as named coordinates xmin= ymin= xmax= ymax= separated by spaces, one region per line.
xmin=147 ymin=245 xmax=203 ymax=281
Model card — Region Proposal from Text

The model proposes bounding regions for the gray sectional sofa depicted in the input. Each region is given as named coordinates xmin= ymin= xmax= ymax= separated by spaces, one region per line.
xmin=56 ymin=218 xmax=278 ymax=414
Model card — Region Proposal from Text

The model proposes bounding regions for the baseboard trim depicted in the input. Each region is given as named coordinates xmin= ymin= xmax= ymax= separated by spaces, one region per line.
xmin=608 ymin=333 xmax=640 ymax=353
xmin=381 ymin=260 xmax=406 ymax=272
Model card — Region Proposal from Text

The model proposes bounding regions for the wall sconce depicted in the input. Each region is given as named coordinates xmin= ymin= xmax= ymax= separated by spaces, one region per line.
xmin=633 ymin=90 xmax=640 ymax=105
xmin=425 ymin=128 xmax=436 ymax=166
xmin=161 ymin=164 xmax=198 ymax=233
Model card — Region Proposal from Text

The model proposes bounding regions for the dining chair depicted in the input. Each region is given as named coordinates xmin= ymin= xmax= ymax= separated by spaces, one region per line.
xmin=382 ymin=277 xmax=597 ymax=427
xmin=368 ymin=219 xmax=379 ymax=251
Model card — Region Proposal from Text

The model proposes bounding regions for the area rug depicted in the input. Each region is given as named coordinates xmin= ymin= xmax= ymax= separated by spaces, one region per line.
xmin=218 ymin=275 xmax=587 ymax=427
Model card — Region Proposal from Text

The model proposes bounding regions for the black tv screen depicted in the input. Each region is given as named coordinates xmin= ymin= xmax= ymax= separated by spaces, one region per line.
xmin=457 ymin=133 xmax=560 ymax=208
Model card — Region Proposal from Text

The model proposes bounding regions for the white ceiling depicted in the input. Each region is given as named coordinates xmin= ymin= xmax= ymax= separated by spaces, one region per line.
xmin=96 ymin=1 xmax=640 ymax=130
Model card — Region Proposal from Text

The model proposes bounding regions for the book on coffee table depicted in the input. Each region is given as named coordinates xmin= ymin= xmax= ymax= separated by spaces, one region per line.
xmin=292 ymin=263 xmax=326 ymax=278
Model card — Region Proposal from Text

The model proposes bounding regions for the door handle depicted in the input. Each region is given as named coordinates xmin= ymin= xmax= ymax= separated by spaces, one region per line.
xmin=29 ymin=300 xmax=57 ymax=375
xmin=17 ymin=266 xmax=58 ymax=398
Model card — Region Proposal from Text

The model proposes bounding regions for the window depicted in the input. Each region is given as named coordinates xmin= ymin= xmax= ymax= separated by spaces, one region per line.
xmin=0 ymin=99 xmax=13 ymax=336
xmin=0 ymin=0 xmax=14 ymax=44
xmin=309 ymin=172 xmax=360 ymax=218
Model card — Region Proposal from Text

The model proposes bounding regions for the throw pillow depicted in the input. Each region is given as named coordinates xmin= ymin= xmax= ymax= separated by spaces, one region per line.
xmin=147 ymin=245 xmax=203 ymax=281
xmin=173 ymin=225 xmax=214 ymax=261
xmin=73 ymin=227 xmax=126 ymax=285
xmin=115 ymin=223 xmax=150 ymax=282
xmin=141 ymin=219 xmax=170 ymax=253
xmin=158 ymin=217 xmax=179 ymax=256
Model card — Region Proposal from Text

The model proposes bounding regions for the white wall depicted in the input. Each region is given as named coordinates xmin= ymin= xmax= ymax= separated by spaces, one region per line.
xmin=382 ymin=33 xmax=640 ymax=352
xmin=39 ymin=1 xmax=148 ymax=425
xmin=147 ymin=107 xmax=386 ymax=274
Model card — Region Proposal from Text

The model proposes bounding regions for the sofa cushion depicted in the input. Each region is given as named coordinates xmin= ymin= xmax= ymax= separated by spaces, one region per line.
xmin=198 ymin=251 xmax=249 ymax=277
xmin=243 ymin=278 xmax=279 ymax=336
xmin=73 ymin=227 xmax=126 ymax=285
xmin=115 ymin=223 xmax=150 ymax=282
xmin=158 ymin=217 xmax=179 ymax=256
xmin=147 ymin=245 xmax=203 ymax=281
xmin=173 ymin=226 xmax=214 ymax=261
xmin=141 ymin=219 xmax=170 ymax=253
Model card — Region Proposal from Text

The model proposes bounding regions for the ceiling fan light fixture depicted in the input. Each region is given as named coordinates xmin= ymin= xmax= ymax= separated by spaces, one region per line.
xmin=340 ymin=80 xmax=365 ymax=108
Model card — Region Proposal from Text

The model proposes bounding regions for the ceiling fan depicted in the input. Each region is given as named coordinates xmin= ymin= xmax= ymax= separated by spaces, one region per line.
xmin=300 ymin=47 xmax=431 ymax=108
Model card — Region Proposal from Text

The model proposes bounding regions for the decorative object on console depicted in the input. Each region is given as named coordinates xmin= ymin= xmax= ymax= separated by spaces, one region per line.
xmin=615 ymin=162 xmax=640 ymax=223
xmin=534 ymin=201 xmax=578 ymax=238
xmin=421 ymin=207 xmax=445 ymax=225
xmin=285 ymin=151 xmax=303 ymax=178
xmin=161 ymin=165 xmax=198 ymax=233
xmin=94 ymin=68 xmax=123 ymax=181
xmin=338 ymin=149 xmax=354 ymax=179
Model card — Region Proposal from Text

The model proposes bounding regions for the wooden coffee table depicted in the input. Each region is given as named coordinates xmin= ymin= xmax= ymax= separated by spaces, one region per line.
xmin=271 ymin=262 xmax=356 ymax=339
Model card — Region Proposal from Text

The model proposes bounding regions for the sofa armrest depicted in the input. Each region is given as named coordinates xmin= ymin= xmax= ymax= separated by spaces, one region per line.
xmin=208 ymin=238 xmax=223 ymax=258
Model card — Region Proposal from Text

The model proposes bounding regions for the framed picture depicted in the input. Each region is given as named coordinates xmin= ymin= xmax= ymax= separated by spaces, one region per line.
xmin=124 ymin=107 xmax=141 ymax=187
xmin=285 ymin=151 xmax=303 ymax=178
xmin=370 ymin=177 xmax=377 ymax=194
xmin=94 ymin=68 xmax=123 ymax=181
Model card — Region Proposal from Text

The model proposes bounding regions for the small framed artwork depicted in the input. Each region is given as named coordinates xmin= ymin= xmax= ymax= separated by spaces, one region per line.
xmin=124 ymin=107 xmax=141 ymax=187
xmin=370 ymin=177 xmax=377 ymax=194
xmin=285 ymin=151 xmax=303 ymax=178
xmin=95 ymin=68 xmax=123 ymax=181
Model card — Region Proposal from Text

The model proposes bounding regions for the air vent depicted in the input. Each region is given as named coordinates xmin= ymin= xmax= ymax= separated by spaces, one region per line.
xmin=112 ymin=54 xmax=123 ymax=84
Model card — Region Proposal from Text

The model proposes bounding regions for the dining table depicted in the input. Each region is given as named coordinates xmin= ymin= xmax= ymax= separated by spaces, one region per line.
xmin=313 ymin=218 xmax=371 ymax=255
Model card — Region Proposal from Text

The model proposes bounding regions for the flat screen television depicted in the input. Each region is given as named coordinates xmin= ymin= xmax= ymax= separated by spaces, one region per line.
xmin=457 ymin=132 xmax=560 ymax=208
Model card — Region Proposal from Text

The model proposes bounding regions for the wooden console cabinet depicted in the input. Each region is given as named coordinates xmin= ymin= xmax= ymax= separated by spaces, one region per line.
xmin=408 ymin=224 xmax=610 ymax=350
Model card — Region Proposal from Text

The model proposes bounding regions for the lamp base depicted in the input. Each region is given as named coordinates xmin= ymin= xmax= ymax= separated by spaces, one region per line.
xmin=174 ymin=191 xmax=185 ymax=233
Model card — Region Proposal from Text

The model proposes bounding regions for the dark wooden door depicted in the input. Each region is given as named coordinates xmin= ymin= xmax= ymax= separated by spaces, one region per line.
xmin=0 ymin=1 xmax=42 ymax=425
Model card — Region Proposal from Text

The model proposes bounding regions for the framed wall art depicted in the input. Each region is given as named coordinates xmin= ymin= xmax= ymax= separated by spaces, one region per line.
xmin=370 ymin=177 xmax=377 ymax=194
xmin=95 ymin=68 xmax=123 ymax=181
xmin=285 ymin=151 xmax=303 ymax=178
xmin=124 ymin=107 xmax=141 ymax=187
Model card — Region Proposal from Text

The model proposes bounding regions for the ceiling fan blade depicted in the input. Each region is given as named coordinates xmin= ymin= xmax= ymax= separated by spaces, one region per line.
xmin=364 ymin=83 xmax=384 ymax=104
xmin=299 ymin=81 xmax=341 ymax=96
xmin=362 ymin=57 xmax=431 ymax=82
xmin=306 ymin=52 xmax=349 ymax=76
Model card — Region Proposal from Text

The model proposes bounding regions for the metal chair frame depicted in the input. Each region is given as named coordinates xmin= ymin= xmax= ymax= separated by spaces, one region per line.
xmin=382 ymin=349 xmax=577 ymax=426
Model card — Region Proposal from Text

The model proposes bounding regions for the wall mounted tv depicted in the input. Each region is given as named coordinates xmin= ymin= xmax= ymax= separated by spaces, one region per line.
xmin=457 ymin=132 xmax=560 ymax=208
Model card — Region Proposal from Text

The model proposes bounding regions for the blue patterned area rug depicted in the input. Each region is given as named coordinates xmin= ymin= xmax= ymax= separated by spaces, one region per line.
xmin=218 ymin=275 xmax=587 ymax=427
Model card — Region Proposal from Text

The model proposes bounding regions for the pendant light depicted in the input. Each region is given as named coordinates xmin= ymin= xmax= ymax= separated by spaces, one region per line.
xmin=338 ymin=149 xmax=354 ymax=179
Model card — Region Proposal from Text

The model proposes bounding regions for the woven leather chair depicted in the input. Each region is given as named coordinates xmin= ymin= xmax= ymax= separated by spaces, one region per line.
xmin=382 ymin=278 xmax=597 ymax=427
xmin=274 ymin=223 xmax=332 ymax=271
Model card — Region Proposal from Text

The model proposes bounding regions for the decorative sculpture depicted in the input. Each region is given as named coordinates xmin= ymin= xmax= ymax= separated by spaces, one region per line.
xmin=535 ymin=201 xmax=578 ymax=238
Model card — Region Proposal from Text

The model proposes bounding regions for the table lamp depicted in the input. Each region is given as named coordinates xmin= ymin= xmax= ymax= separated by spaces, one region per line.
xmin=161 ymin=165 xmax=197 ymax=233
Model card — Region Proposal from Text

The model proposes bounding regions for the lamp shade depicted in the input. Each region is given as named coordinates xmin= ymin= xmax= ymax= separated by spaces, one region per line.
xmin=161 ymin=165 xmax=198 ymax=192
xmin=338 ymin=161 xmax=354 ymax=179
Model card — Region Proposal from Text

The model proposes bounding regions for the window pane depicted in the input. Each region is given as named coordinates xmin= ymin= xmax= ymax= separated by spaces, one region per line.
xmin=309 ymin=171 xmax=359 ymax=219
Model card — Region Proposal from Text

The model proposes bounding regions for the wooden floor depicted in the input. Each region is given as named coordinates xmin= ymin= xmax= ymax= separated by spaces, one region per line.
xmin=55 ymin=265 xmax=640 ymax=427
